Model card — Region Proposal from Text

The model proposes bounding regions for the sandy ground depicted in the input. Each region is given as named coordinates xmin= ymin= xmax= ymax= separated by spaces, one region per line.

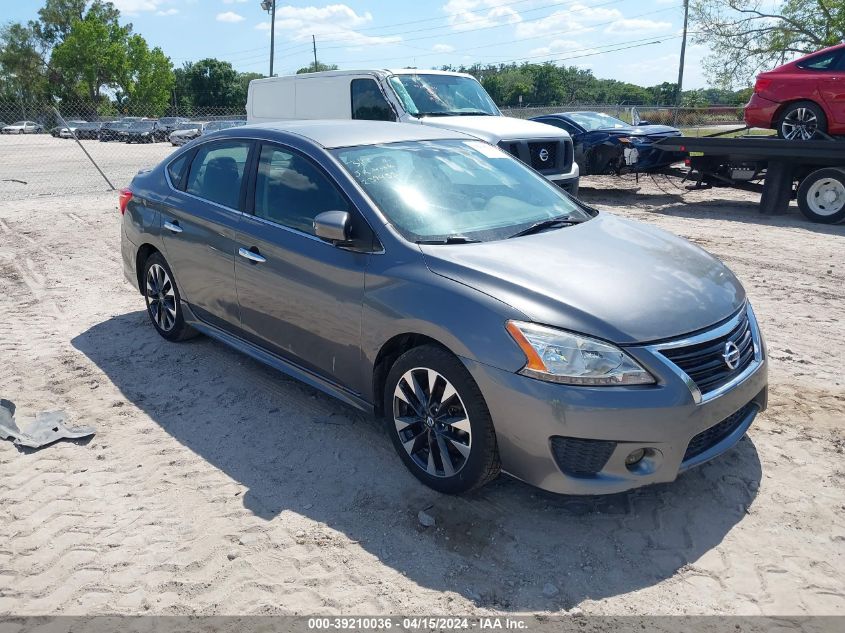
xmin=0 ymin=152 xmax=843 ymax=616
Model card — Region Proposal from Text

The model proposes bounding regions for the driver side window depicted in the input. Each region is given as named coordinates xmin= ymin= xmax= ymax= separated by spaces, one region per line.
xmin=254 ymin=144 xmax=350 ymax=235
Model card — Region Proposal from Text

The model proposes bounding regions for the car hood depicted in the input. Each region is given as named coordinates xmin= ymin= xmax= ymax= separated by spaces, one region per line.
xmin=610 ymin=125 xmax=680 ymax=137
xmin=418 ymin=213 xmax=745 ymax=344
xmin=417 ymin=115 xmax=571 ymax=142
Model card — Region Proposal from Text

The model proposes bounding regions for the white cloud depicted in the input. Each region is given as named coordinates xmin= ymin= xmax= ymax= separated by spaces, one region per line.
xmin=111 ymin=0 xmax=165 ymax=13
xmin=605 ymin=18 xmax=672 ymax=34
xmin=255 ymin=4 xmax=401 ymax=48
xmin=443 ymin=0 xmax=522 ymax=32
xmin=217 ymin=11 xmax=246 ymax=22
xmin=156 ymin=8 xmax=178 ymax=16
xmin=515 ymin=4 xmax=622 ymax=37
xmin=432 ymin=43 xmax=455 ymax=53
xmin=528 ymin=39 xmax=582 ymax=58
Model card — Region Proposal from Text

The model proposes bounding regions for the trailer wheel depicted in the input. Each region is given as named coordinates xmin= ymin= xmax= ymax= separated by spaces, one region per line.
xmin=797 ymin=168 xmax=845 ymax=224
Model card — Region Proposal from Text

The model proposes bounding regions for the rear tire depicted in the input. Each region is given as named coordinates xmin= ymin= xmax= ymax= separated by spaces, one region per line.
xmin=383 ymin=345 xmax=500 ymax=494
xmin=797 ymin=167 xmax=845 ymax=224
xmin=141 ymin=252 xmax=198 ymax=342
xmin=777 ymin=101 xmax=827 ymax=139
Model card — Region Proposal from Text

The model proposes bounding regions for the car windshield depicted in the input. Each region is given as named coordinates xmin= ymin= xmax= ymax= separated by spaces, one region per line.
xmin=566 ymin=112 xmax=633 ymax=131
xmin=388 ymin=74 xmax=499 ymax=117
xmin=334 ymin=139 xmax=590 ymax=243
xmin=11 ymin=121 xmax=27 ymax=126
xmin=129 ymin=121 xmax=155 ymax=131
xmin=159 ymin=118 xmax=179 ymax=124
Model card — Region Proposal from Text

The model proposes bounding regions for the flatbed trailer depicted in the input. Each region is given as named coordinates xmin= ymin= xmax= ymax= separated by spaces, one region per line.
xmin=655 ymin=135 xmax=845 ymax=224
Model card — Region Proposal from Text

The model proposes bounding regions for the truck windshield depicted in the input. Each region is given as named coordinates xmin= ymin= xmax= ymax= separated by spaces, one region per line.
xmin=334 ymin=139 xmax=590 ymax=243
xmin=388 ymin=74 xmax=499 ymax=117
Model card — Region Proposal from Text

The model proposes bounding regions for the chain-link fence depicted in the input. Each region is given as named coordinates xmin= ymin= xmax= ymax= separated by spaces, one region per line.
xmin=0 ymin=99 xmax=750 ymax=201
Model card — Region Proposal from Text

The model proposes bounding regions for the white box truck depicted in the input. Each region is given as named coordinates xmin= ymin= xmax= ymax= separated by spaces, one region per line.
xmin=246 ymin=69 xmax=580 ymax=194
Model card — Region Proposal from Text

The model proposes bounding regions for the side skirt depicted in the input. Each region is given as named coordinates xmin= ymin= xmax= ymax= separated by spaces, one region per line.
xmin=182 ymin=303 xmax=374 ymax=415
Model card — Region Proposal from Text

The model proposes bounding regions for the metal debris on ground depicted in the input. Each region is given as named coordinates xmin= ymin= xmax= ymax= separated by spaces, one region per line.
xmin=0 ymin=399 xmax=95 ymax=449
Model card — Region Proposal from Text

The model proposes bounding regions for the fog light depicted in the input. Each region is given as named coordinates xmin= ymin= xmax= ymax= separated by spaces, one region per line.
xmin=625 ymin=449 xmax=645 ymax=466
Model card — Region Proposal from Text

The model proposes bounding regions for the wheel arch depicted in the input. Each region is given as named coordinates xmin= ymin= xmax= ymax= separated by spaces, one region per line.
xmin=372 ymin=333 xmax=454 ymax=417
xmin=775 ymin=98 xmax=829 ymax=129
xmin=135 ymin=243 xmax=161 ymax=294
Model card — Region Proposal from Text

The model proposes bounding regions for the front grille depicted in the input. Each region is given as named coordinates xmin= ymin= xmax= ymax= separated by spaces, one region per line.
xmin=550 ymin=436 xmax=616 ymax=477
xmin=528 ymin=141 xmax=558 ymax=170
xmin=684 ymin=402 xmax=756 ymax=461
xmin=660 ymin=309 xmax=755 ymax=395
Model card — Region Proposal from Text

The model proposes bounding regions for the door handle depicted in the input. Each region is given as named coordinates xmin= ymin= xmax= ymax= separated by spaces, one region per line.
xmin=164 ymin=220 xmax=183 ymax=234
xmin=238 ymin=247 xmax=266 ymax=263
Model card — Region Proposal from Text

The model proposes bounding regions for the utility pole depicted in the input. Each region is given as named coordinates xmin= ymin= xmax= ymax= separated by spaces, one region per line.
xmin=260 ymin=0 xmax=276 ymax=76
xmin=674 ymin=0 xmax=689 ymax=123
xmin=312 ymin=35 xmax=318 ymax=70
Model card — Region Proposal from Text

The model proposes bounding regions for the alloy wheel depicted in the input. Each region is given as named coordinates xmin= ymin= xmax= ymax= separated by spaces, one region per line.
xmin=392 ymin=367 xmax=472 ymax=477
xmin=782 ymin=108 xmax=819 ymax=140
xmin=145 ymin=263 xmax=177 ymax=332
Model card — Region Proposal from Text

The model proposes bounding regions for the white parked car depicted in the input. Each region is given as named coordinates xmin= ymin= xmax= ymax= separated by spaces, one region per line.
xmin=246 ymin=69 xmax=580 ymax=194
xmin=2 ymin=120 xmax=43 ymax=134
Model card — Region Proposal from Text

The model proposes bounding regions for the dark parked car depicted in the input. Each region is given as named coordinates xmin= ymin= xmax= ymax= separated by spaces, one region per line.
xmin=99 ymin=121 xmax=131 ymax=142
xmin=75 ymin=121 xmax=105 ymax=139
xmin=122 ymin=120 xmax=167 ymax=143
xmin=745 ymin=43 xmax=845 ymax=139
xmin=120 ymin=121 xmax=767 ymax=495
xmin=530 ymin=111 xmax=685 ymax=174
xmin=158 ymin=116 xmax=188 ymax=135
xmin=169 ymin=121 xmax=206 ymax=146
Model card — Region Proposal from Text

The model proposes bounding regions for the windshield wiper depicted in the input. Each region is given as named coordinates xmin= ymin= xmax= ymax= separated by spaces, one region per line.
xmin=416 ymin=236 xmax=480 ymax=245
xmin=507 ymin=216 xmax=584 ymax=239
xmin=415 ymin=111 xmax=455 ymax=117
xmin=453 ymin=111 xmax=494 ymax=116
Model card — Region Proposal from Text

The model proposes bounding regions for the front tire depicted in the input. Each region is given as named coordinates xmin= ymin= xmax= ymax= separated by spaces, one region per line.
xmin=142 ymin=252 xmax=197 ymax=341
xmin=777 ymin=101 xmax=827 ymax=139
xmin=797 ymin=167 xmax=845 ymax=224
xmin=384 ymin=345 xmax=500 ymax=494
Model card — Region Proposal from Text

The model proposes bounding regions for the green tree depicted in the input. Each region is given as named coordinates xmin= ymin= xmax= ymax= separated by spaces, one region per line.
xmin=49 ymin=1 xmax=129 ymax=103
xmin=691 ymin=0 xmax=845 ymax=87
xmin=116 ymin=34 xmax=174 ymax=115
xmin=0 ymin=23 xmax=48 ymax=100
xmin=296 ymin=61 xmax=339 ymax=74
xmin=176 ymin=58 xmax=244 ymax=110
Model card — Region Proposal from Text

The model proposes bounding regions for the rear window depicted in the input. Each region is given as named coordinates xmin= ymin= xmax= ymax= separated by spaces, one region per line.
xmin=185 ymin=140 xmax=251 ymax=209
xmin=167 ymin=153 xmax=190 ymax=190
xmin=797 ymin=50 xmax=841 ymax=70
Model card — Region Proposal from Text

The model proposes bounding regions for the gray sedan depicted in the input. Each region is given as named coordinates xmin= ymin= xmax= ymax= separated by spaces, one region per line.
xmin=119 ymin=120 xmax=767 ymax=495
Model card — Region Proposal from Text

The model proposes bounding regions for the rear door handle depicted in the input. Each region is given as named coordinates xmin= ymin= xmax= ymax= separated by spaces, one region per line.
xmin=238 ymin=247 xmax=266 ymax=263
xmin=164 ymin=220 xmax=183 ymax=234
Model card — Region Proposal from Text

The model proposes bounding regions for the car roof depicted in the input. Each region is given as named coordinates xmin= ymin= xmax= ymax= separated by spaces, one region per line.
xmin=235 ymin=120 xmax=471 ymax=149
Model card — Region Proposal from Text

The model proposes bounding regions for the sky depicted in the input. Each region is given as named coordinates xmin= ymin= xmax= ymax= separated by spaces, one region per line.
xmin=8 ymin=0 xmax=712 ymax=89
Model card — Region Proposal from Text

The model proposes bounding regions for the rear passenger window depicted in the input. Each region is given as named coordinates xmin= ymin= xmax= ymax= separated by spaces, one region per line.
xmin=254 ymin=144 xmax=349 ymax=235
xmin=186 ymin=141 xmax=251 ymax=209
xmin=167 ymin=153 xmax=189 ymax=189
xmin=798 ymin=51 xmax=840 ymax=70
xmin=351 ymin=79 xmax=395 ymax=121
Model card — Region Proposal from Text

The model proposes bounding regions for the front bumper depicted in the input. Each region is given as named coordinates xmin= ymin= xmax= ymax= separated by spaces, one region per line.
xmin=463 ymin=311 xmax=768 ymax=495
xmin=544 ymin=161 xmax=580 ymax=196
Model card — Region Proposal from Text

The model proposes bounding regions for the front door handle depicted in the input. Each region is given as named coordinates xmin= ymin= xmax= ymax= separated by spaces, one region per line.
xmin=164 ymin=220 xmax=183 ymax=234
xmin=238 ymin=247 xmax=266 ymax=263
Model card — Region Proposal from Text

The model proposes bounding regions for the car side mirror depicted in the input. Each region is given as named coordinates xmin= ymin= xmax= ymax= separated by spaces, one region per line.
xmin=637 ymin=120 xmax=651 ymax=126
xmin=313 ymin=210 xmax=351 ymax=244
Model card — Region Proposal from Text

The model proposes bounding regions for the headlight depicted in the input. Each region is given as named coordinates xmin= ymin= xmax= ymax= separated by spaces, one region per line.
xmin=506 ymin=321 xmax=655 ymax=386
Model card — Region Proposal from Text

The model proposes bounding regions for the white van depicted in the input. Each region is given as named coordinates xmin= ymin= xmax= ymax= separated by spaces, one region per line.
xmin=246 ymin=69 xmax=579 ymax=194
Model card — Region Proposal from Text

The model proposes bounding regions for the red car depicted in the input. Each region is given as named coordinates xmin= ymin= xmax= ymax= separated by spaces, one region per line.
xmin=745 ymin=43 xmax=845 ymax=139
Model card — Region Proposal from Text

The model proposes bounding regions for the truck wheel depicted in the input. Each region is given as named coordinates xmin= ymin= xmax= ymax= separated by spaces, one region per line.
xmin=797 ymin=168 xmax=845 ymax=224
xmin=778 ymin=101 xmax=827 ymax=140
